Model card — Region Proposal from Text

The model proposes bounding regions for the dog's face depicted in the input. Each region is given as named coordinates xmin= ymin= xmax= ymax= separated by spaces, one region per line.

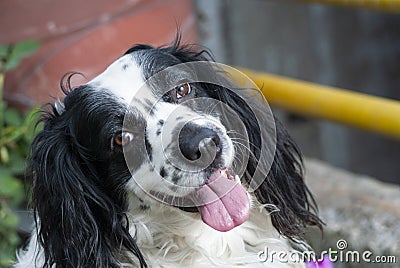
xmin=29 ymin=42 xmax=322 ymax=267
xmin=83 ymin=46 xmax=267 ymax=232
xmin=90 ymin=53 xmax=237 ymax=192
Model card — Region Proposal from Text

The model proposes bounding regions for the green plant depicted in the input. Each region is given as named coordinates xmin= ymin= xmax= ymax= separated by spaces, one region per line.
xmin=0 ymin=40 xmax=41 ymax=267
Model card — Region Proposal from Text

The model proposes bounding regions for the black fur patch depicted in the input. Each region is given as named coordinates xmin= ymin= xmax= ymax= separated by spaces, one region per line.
xmin=160 ymin=167 xmax=167 ymax=178
xmin=145 ymin=136 xmax=153 ymax=162
xmin=171 ymin=173 xmax=182 ymax=184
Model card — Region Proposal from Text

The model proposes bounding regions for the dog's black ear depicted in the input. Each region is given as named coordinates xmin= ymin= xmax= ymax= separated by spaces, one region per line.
xmin=28 ymin=89 xmax=146 ymax=267
xmin=256 ymin=119 xmax=323 ymax=239
xmin=213 ymin=86 xmax=322 ymax=240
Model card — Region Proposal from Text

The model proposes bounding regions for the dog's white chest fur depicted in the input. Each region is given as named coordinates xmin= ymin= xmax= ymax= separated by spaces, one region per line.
xmin=128 ymin=198 xmax=305 ymax=268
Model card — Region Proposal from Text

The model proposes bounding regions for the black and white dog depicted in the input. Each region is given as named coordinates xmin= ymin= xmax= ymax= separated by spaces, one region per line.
xmin=16 ymin=39 xmax=322 ymax=267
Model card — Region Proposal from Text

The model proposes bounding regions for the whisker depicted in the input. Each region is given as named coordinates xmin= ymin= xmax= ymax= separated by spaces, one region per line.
xmin=231 ymin=140 xmax=258 ymax=161
xmin=231 ymin=138 xmax=258 ymax=153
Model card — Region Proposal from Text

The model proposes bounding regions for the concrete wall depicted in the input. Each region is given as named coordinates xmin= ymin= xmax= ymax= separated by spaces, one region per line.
xmin=305 ymin=159 xmax=400 ymax=267
xmin=194 ymin=0 xmax=400 ymax=184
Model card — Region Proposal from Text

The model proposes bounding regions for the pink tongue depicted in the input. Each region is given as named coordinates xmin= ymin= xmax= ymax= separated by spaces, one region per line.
xmin=192 ymin=170 xmax=250 ymax=232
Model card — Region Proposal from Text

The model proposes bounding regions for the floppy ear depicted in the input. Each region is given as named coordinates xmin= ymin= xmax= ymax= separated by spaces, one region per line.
xmin=28 ymin=96 xmax=146 ymax=267
xmin=212 ymin=86 xmax=322 ymax=240
xmin=256 ymin=119 xmax=323 ymax=239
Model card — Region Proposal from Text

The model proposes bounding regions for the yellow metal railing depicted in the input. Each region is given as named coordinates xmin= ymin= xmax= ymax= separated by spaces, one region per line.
xmin=234 ymin=68 xmax=400 ymax=140
xmin=294 ymin=0 xmax=400 ymax=12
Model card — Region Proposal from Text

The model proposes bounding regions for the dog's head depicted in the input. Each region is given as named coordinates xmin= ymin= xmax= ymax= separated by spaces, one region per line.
xmin=29 ymin=40 xmax=322 ymax=267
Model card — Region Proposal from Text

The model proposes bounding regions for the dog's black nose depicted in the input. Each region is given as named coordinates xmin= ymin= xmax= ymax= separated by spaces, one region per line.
xmin=179 ymin=123 xmax=221 ymax=161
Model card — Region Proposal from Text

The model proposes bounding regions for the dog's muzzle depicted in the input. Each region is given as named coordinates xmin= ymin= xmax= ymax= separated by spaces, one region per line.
xmin=175 ymin=123 xmax=250 ymax=232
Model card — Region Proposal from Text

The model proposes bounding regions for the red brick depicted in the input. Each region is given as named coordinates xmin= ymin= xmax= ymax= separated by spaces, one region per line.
xmin=2 ymin=0 xmax=198 ymax=110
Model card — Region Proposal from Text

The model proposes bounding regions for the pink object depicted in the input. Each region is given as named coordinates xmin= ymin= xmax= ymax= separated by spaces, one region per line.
xmin=194 ymin=169 xmax=250 ymax=232
xmin=305 ymin=254 xmax=334 ymax=268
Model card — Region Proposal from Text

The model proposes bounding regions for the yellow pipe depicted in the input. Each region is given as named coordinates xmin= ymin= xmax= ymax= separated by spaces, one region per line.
xmin=234 ymin=67 xmax=400 ymax=140
xmin=293 ymin=0 xmax=400 ymax=13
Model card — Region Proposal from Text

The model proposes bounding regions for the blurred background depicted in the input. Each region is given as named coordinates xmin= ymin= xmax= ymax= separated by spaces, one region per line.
xmin=196 ymin=0 xmax=400 ymax=185
xmin=1 ymin=0 xmax=399 ymax=267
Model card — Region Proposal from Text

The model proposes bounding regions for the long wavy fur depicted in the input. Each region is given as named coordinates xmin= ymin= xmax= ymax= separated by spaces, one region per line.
xmin=28 ymin=80 xmax=147 ymax=267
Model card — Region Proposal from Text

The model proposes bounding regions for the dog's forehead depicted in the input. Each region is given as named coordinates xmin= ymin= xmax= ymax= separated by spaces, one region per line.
xmin=89 ymin=54 xmax=148 ymax=103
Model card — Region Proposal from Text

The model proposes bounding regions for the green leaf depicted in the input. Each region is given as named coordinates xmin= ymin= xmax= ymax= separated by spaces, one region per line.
xmin=4 ymin=40 xmax=40 ymax=71
xmin=0 ymin=205 xmax=19 ymax=229
xmin=0 ymin=251 xmax=15 ymax=267
xmin=23 ymin=107 xmax=41 ymax=126
xmin=2 ymin=125 xmax=24 ymax=144
xmin=0 ymin=166 xmax=12 ymax=178
xmin=4 ymin=56 xmax=21 ymax=71
xmin=0 ymin=45 xmax=9 ymax=57
xmin=23 ymin=107 xmax=42 ymax=143
xmin=8 ymin=150 xmax=26 ymax=174
xmin=8 ymin=231 xmax=20 ymax=245
xmin=10 ymin=40 xmax=40 ymax=60
xmin=0 ymin=175 xmax=23 ymax=200
xmin=0 ymin=146 xmax=9 ymax=164
xmin=4 ymin=108 xmax=23 ymax=126
xmin=0 ymin=202 xmax=20 ymax=267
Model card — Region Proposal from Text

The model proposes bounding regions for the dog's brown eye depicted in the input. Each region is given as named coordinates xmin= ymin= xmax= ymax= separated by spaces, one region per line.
xmin=175 ymin=83 xmax=192 ymax=99
xmin=114 ymin=132 xmax=134 ymax=146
